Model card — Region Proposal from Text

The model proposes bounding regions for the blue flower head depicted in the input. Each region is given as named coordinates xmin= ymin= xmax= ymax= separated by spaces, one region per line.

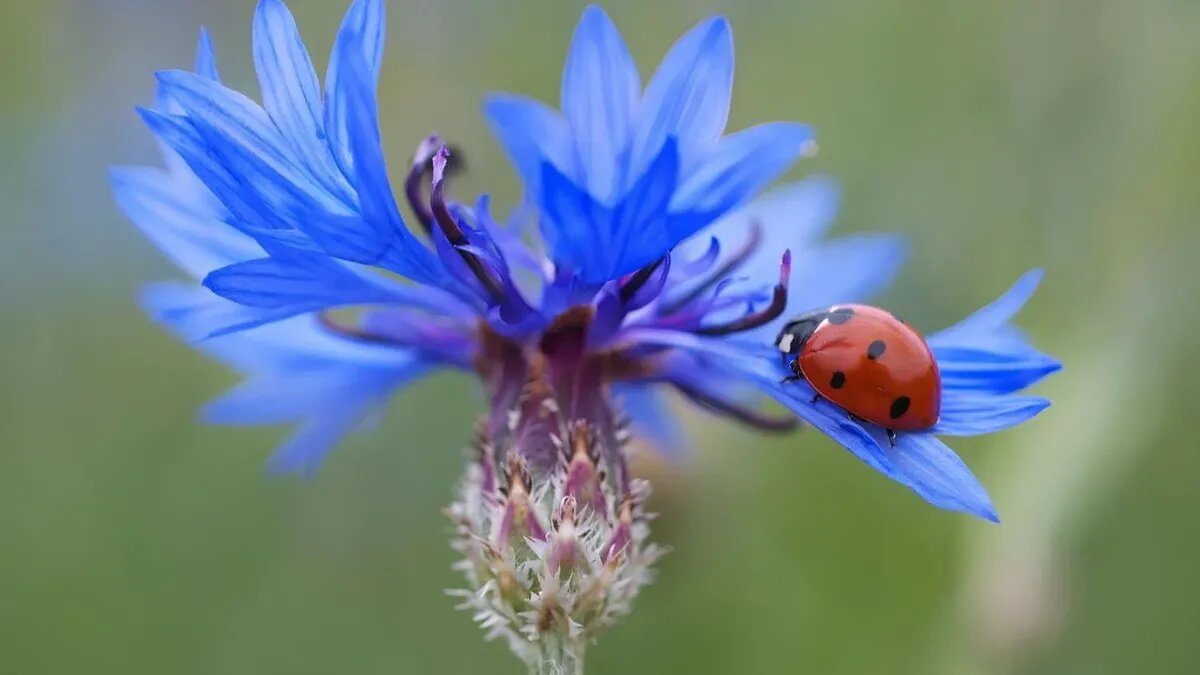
xmin=112 ymin=0 xmax=1058 ymax=523
xmin=487 ymin=7 xmax=814 ymax=283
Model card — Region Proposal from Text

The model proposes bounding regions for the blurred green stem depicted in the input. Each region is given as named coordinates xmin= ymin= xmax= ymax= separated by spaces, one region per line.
xmin=532 ymin=638 xmax=585 ymax=675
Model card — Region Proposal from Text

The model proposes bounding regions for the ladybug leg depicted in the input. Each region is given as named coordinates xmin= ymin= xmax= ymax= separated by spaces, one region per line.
xmin=886 ymin=429 xmax=897 ymax=447
xmin=810 ymin=393 xmax=823 ymax=405
xmin=780 ymin=359 xmax=805 ymax=385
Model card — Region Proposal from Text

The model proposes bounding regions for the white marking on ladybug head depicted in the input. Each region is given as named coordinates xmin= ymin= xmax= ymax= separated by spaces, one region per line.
xmin=777 ymin=333 xmax=795 ymax=353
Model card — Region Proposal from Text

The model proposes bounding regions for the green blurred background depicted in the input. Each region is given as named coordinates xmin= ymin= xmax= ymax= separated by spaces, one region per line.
xmin=2 ymin=0 xmax=1198 ymax=673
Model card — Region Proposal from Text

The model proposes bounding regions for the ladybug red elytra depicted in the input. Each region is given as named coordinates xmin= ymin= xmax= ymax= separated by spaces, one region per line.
xmin=775 ymin=304 xmax=941 ymax=445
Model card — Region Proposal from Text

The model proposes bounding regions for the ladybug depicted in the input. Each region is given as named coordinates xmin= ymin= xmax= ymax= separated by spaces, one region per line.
xmin=775 ymin=304 xmax=941 ymax=445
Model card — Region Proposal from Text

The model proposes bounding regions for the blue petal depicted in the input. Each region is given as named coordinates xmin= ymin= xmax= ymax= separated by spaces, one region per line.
xmin=266 ymin=408 xmax=367 ymax=476
xmin=931 ymin=269 xmax=1044 ymax=343
xmin=252 ymin=0 xmax=348 ymax=198
xmin=145 ymin=283 xmax=440 ymax=372
xmin=325 ymin=0 xmax=386 ymax=177
xmin=203 ymin=355 xmax=431 ymax=427
xmin=707 ymin=176 xmax=840 ymax=246
xmin=629 ymin=16 xmax=733 ymax=179
xmin=588 ymin=282 xmax=624 ymax=347
xmin=137 ymin=107 xmax=295 ymax=240
xmin=786 ymin=235 xmax=908 ymax=314
xmin=672 ymin=176 xmax=841 ymax=293
xmin=325 ymin=33 xmax=447 ymax=284
xmin=615 ymin=383 xmax=687 ymax=456
xmin=935 ymin=345 xmax=1062 ymax=395
xmin=204 ymin=372 xmax=379 ymax=426
xmin=670 ymin=122 xmax=814 ymax=215
xmin=147 ymin=79 xmax=349 ymax=257
xmin=606 ymin=138 xmax=681 ymax=279
xmin=142 ymin=281 xmax=299 ymax=341
xmin=195 ymin=28 xmax=220 ymax=81
xmin=213 ymin=344 xmax=431 ymax=477
xmin=152 ymin=103 xmax=375 ymax=266
xmin=109 ymin=166 xmax=260 ymax=278
xmin=934 ymin=392 xmax=1051 ymax=436
xmin=771 ymin=379 xmax=997 ymax=521
xmin=561 ymin=5 xmax=640 ymax=201
xmin=146 ymin=282 xmax=440 ymax=477
xmin=881 ymin=434 xmax=998 ymax=522
xmin=202 ymin=249 xmax=433 ymax=315
xmin=155 ymin=70 xmax=297 ymax=180
xmin=759 ymin=367 xmax=897 ymax=477
xmin=928 ymin=269 xmax=1061 ymax=393
xmin=485 ymin=94 xmax=575 ymax=195
xmin=538 ymin=158 xmax=612 ymax=277
xmin=623 ymin=331 xmax=998 ymax=521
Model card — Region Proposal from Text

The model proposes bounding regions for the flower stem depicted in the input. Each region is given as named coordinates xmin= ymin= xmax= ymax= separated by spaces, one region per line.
xmin=531 ymin=638 xmax=585 ymax=675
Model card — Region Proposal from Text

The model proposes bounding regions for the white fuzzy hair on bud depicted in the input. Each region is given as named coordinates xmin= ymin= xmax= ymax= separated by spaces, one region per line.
xmin=446 ymin=408 xmax=662 ymax=674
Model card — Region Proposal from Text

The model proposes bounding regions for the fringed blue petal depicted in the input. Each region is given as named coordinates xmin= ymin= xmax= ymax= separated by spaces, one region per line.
xmin=109 ymin=166 xmax=259 ymax=278
xmin=266 ymin=408 xmax=370 ymax=476
xmin=935 ymin=345 xmax=1062 ymax=395
xmin=202 ymin=254 xmax=392 ymax=308
xmin=252 ymin=0 xmax=350 ymax=199
xmin=485 ymin=94 xmax=576 ymax=196
xmin=143 ymin=281 xmax=449 ymax=475
xmin=194 ymin=28 xmax=220 ymax=81
xmin=606 ymin=139 xmax=681 ymax=278
xmin=201 ymin=252 xmax=455 ymax=334
xmin=934 ymin=392 xmax=1051 ymax=436
xmin=881 ymin=434 xmax=998 ymax=522
xmin=141 ymin=281 xmax=299 ymax=342
xmin=151 ymin=36 xmax=448 ymax=285
xmin=670 ymin=122 xmax=814 ymax=215
xmin=539 ymin=159 xmax=610 ymax=278
xmin=324 ymin=0 xmax=386 ymax=177
xmin=785 ymin=235 xmax=908 ymax=315
xmin=929 ymin=270 xmax=1062 ymax=394
xmin=672 ymin=176 xmax=841 ymax=297
xmin=539 ymin=139 xmax=681 ymax=283
xmin=155 ymin=70 xmax=299 ymax=182
xmin=561 ymin=5 xmax=640 ymax=201
xmin=629 ymin=16 xmax=733 ymax=178
xmin=931 ymin=269 xmax=1044 ymax=344
xmin=137 ymin=106 xmax=301 ymax=243
xmin=328 ymin=32 xmax=447 ymax=283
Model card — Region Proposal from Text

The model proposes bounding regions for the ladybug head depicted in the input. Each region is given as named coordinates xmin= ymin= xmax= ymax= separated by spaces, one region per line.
xmin=774 ymin=311 xmax=827 ymax=356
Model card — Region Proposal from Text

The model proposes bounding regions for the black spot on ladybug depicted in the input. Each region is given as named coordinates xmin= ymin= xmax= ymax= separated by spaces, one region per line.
xmin=827 ymin=307 xmax=854 ymax=325
xmin=889 ymin=396 xmax=911 ymax=419
xmin=830 ymin=371 xmax=846 ymax=389
xmin=867 ymin=340 xmax=887 ymax=360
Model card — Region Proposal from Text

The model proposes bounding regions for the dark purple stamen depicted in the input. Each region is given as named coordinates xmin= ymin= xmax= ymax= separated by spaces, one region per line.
xmin=671 ymin=380 xmax=799 ymax=432
xmin=403 ymin=134 xmax=442 ymax=235
xmin=693 ymin=250 xmax=791 ymax=336
xmin=430 ymin=146 xmax=507 ymax=301
xmin=619 ymin=257 xmax=667 ymax=304
xmin=663 ymin=221 xmax=763 ymax=314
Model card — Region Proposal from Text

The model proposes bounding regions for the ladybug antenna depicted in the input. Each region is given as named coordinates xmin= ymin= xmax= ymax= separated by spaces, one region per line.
xmin=693 ymin=250 xmax=791 ymax=337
